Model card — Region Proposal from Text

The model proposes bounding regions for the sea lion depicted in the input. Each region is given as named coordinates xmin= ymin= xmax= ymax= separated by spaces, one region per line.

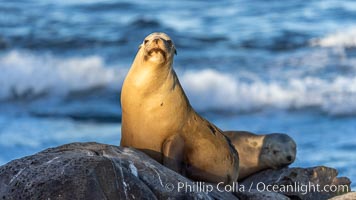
xmin=224 ymin=131 xmax=296 ymax=180
xmin=120 ymin=32 xmax=239 ymax=184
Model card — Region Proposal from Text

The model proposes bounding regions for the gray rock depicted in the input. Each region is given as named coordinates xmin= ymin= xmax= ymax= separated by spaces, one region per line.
xmin=235 ymin=189 xmax=290 ymax=200
xmin=329 ymin=192 xmax=356 ymax=200
xmin=240 ymin=166 xmax=351 ymax=200
xmin=0 ymin=142 xmax=353 ymax=200
xmin=0 ymin=142 xmax=238 ymax=200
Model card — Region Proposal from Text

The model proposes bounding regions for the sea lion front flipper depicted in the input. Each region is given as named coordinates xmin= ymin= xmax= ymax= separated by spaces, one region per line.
xmin=162 ymin=134 xmax=185 ymax=173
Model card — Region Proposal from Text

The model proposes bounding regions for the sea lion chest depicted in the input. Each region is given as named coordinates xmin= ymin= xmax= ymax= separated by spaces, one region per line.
xmin=121 ymin=67 xmax=187 ymax=150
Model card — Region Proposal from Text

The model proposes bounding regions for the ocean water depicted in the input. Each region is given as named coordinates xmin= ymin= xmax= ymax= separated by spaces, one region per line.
xmin=0 ymin=0 xmax=356 ymax=189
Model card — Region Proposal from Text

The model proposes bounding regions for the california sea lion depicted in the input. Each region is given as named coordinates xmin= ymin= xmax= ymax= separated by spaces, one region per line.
xmin=120 ymin=32 xmax=239 ymax=183
xmin=224 ymin=131 xmax=296 ymax=180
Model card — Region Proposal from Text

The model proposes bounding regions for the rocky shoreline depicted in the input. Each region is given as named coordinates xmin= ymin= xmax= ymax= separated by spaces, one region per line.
xmin=0 ymin=142 xmax=353 ymax=200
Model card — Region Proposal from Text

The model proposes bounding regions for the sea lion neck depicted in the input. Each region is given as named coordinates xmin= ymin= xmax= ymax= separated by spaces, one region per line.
xmin=127 ymin=54 xmax=176 ymax=94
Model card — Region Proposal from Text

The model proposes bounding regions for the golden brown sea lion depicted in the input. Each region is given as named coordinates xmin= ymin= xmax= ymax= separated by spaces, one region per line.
xmin=224 ymin=131 xmax=296 ymax=180
xmin=120 ymin=32 xmax=239 ymax=184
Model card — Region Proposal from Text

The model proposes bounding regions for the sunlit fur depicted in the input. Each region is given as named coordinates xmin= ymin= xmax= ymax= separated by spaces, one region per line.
xmin=121 ymin=32 xmax=239 ymax=184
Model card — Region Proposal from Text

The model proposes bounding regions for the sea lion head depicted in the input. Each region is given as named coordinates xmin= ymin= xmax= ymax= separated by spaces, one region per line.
xmin=260 ymin=133 xmax=297 ymax=169
xmin=139 ymin=32 xmax=177 ymax=65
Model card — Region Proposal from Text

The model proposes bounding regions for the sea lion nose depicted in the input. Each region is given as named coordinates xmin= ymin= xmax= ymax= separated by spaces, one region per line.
xmin=286 ymin=155 xmax=293 ymax=162
xmin=153 ymin=38 xmax=160 ymax=44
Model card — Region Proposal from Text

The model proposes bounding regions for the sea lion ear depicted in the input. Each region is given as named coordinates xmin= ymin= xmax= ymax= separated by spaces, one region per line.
xmin=174 ymin=48 xmax=177 ymax=55
xmin=138 ymin=44 xmax=142 ymax=50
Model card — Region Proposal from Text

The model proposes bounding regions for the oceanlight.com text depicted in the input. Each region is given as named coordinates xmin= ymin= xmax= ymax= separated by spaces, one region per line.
xmin=165 ymin=181 xmax=350 ymax=195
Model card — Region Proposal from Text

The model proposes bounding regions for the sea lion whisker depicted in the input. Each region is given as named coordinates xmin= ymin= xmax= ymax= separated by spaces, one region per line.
xmin=147 ymin=48 xmax=166 ymax=58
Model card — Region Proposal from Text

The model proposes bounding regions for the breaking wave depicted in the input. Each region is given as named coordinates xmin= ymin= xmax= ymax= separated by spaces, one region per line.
xmin=1 ymin=51 xmax=356 ymax=116
xmin=310 ymin=27 xmax=356 ymax=48
xmin=0 ymin=50 xmax=124 ymax=100
xmin=181 ymin=69 xmax=356 ymax=116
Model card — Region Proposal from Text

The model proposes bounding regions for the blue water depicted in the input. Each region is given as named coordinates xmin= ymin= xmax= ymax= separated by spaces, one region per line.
xmin=1 ymin=0 xmax=356 ymax=189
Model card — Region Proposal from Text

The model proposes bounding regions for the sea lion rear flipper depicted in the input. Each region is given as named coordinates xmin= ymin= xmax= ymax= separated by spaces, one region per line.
xmin=162 ymin=134 xmax=185 ymax=173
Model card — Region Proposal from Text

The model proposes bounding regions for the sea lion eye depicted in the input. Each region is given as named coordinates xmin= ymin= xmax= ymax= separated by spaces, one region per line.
xmin=167 ymin=40 xmax=172 ymax=45
xmin=144 ymin=40 xmax=149 ymax=44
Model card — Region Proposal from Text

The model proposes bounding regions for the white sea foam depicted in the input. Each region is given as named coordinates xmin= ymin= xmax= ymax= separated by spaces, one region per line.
xmin=180 ymin=69 xmax=356 ymax=115
xmin=1 ymin=51 xmax=356 ymax=115
xmin=310 ymin=27 xmax=356 ymax=48
xmin=0 ymin=50 xmax=125 ymax=99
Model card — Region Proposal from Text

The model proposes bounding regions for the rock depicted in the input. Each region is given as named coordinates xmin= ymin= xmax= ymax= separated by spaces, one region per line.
xmin=240 ymin=167 xmax=351 ymax=200
xmin=0 ymin=142 xmax=238 ymax=200
xmin=235 ymin=189 xmax=291 ymax=200
xmin=329 ymin=192 xmax=356 ymax=200
xmin=0 ymin=142 xmax=353 ymax=200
